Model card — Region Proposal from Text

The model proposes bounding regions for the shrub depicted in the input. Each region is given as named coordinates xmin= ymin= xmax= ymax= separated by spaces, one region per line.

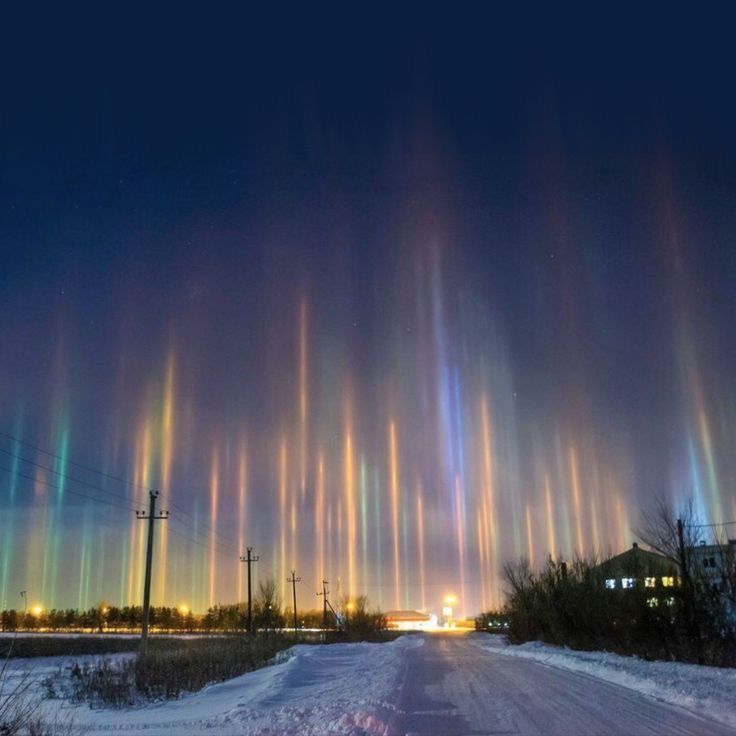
xmin=0 ymin=637 xmax=139 ymax=660
xmin=54 ymin=634 xmax=291 ymax=707
xmin=1 ymin=644 xmax=40 ymax=735
xmin=503 ymin=554 xmax=736 ymax=666
xmin=338 ymin=597 xmax=387 ymax=642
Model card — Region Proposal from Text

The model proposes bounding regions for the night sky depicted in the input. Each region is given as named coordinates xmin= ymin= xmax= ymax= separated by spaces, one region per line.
xmin=2 ymin=10 xmax=735 ymax=616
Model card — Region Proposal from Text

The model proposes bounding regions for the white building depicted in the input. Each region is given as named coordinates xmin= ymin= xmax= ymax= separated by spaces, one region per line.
xmin=385 ymin=610 xmax=438 ymax=631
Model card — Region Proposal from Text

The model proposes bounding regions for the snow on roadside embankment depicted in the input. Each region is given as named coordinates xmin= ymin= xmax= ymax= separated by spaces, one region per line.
xmin=63 ymin=635 xmax=421 ymax=735
xmin=470 ymin=633 xmax=736 ymax=730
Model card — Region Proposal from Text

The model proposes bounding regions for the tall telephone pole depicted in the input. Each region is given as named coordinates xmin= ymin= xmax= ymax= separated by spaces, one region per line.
xmin=287 ymin=570 xmax=301 ymax=639
xmin=239 ymin=547 xmax=259 ymax=634
xmin=136 ymin=490 xmax=168 ymax=654
xmin=317 ymin=579 xmax=329 ymax=638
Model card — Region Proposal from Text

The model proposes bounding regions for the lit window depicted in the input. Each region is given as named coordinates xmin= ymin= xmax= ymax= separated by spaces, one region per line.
xmin=665 ymin=596 xmax=675 ymax=606
xmin=605 ymin=578 xmax=616 ymax=589
xmin=661 ymin=576 xmax=674 ymax=587
xmin=621 ymin=577 xmax=635 ymax=589
xmin=644 ymin=577 xmax=656 ymax=588
xmin=646 ymin=597 xmax=659 ymax=608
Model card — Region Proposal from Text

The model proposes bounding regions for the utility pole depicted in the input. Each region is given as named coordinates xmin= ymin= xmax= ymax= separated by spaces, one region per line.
xmin=136 ymin=490 xmax=168 ymax=655
xmin=239 ymin=547 xmax=259 ymax=634
xmin=287 ymin=570 xmax=301 ymax=639
xmin=317 ymin=579 xmax=330 ymax=641
xmin=676 ymin=518 xmax=688 ymax=574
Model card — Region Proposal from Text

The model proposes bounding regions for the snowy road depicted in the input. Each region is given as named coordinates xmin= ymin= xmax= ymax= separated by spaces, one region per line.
xmin=40 ymin=633 xmax=736 ymax=735
xmin=383 ymin=634 xmax=735 ymax=735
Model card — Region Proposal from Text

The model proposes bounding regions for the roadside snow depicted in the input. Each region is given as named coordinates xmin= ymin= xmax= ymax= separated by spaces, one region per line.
xmin=470 ymin=633 xmax=736 ymax=730
xmin=22 ymin=636 xmax=422 ymax=735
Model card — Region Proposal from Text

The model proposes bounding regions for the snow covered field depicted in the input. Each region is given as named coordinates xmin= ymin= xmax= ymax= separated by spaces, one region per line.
xmin=470 ymin=632 xmax=736 ymax=731
xmin=9 ymin=636 xmax=421 ymax=735
xmin=4 ymin=633 xmax=736 ymax=735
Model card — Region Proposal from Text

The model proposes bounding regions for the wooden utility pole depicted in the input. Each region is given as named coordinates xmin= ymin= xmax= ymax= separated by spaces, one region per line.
xmin=136 ymin=490 xmax=168 ymax=654
xmin=317 ymin=579 xmax=329 ymax=637
xmin=239 ymin=547 xmax=259 ymax=634
xmin=287 ymin=570 xmax=301 ymax=639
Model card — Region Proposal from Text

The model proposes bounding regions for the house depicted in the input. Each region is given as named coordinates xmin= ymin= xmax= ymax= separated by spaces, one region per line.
xmin=385 ymin=610 xmax=437 ymax=631
xmin=595 ymin=543 xmax=679 ymax=607
xmin=689 ymin=540 xmax=736 ymax=594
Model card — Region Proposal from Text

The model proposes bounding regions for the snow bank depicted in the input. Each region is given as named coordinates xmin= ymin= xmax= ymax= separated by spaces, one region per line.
xmin=470 ymin=633 xmax=736 ymax=729
xmin=30 ymin=635 xmax=422 ymax=735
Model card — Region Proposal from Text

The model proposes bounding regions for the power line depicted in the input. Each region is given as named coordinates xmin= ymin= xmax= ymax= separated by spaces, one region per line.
xmin=0 ymin=459 xmax=239 ymax=559
xmin=0 ymin=430 xmax=150 ymax=495
xmin=0 ymin=445 xmax=142 ymax=507
xmin=689 ymin=520 xmax=736 ymax=529
xmin=0 ymin=464 xmax=139 ymax=513
xmin=0 ymin=429 xmax=245 ymax=549
xmin=165 ymin=523 xmax=239 ymax=558
xmin=167 ymin=514 xmax=240 ymax=555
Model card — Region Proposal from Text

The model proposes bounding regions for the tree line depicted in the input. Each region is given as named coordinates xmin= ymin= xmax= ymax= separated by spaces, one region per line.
xmin=1 ymin=579 xmax=387 ymax=639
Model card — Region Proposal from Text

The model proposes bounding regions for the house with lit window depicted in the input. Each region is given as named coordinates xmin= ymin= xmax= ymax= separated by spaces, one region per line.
xmin=688 ymin=540 xmax=736 ymax=622
xmin=690 ymin=540 xmax=736 ymax=595
xmin=595 ymin=543 xmax=679 ymax=607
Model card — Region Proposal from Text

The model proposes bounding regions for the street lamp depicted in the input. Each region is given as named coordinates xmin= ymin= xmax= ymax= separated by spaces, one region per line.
xmin=443 ymin=593 xmax=458 ymax=628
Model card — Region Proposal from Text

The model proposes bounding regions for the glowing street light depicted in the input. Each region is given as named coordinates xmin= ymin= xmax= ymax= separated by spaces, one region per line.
xmin=443 ymin=593 xmax=457 ymax=628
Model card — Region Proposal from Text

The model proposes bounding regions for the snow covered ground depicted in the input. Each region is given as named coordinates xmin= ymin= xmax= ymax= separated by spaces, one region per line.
xmin=18 ymin=636 xmax=422 ymax=735
xmin=4 ymin=633 xmax=736 ymax=735
xmin=470 ymin=633 xmax=736 ymax=731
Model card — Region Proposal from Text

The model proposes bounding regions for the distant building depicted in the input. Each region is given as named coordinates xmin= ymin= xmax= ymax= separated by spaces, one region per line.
xmin=595 ymin=543 xmax=679 ymax=607
xmin=689 ymin=540 xmax=736 ymax=595
xmin=385 ymin=610 xmax=437 ymax=631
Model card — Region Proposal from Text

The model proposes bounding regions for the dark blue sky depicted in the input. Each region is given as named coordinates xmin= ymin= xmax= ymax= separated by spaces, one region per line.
xmin=1 ymin=9 xmax=735 ymax=612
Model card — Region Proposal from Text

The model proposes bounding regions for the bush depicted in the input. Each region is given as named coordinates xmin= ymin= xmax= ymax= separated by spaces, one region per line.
xmin=0 ymin=637 xmax=139 ymax=660
xmin=1 ymin=644 xmax=41 ymax=735
xmin=337 ymin=597 xmax=388 ymax=642
xmin=65 ymin=658 xmax=136 ymax=708
xmin=54 ymin=634 xmax=291 ymax=707
xmin=503 ymin=555 xmax=736 ymax=666
xmin=135 ymin=635 xmax=288 ymax=700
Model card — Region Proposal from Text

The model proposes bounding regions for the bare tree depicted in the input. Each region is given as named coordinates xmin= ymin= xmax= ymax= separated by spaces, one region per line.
xmin=636 ymin=497 xmax=701 ymax=569
xmin=252 ymin=579 xmax=284 ymax=631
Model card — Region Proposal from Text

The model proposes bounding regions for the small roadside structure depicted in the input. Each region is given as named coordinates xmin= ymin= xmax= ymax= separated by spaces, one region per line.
xmin=385 ymin=610 xmax=437 ymax=631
